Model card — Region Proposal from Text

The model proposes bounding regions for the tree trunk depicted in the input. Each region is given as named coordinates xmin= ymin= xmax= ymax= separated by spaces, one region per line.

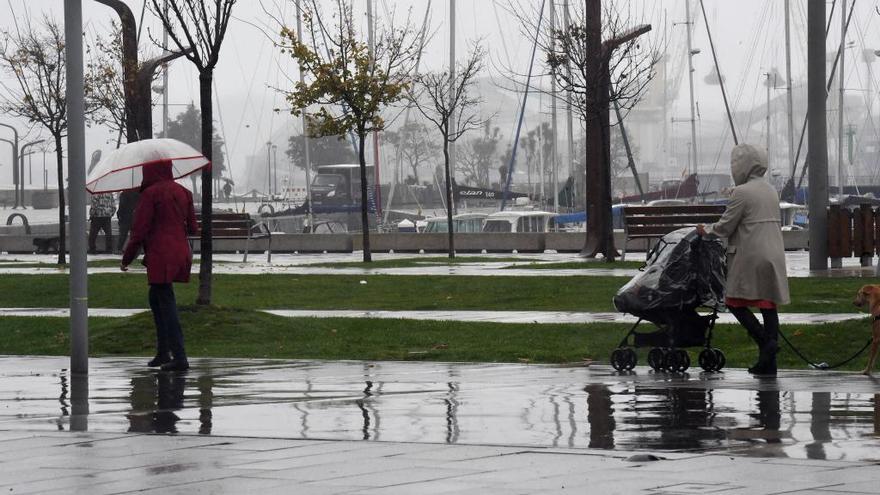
xmin=55 ymin=135 xmax=66 ymax=265
xmin=443 ymin=138 xmax=455 ymax=259
xmin=580 ymin=0 xmax=616 ymax=261
xmin=358 ymin=131 xmax=372 ymax=262
xmin=196 ymin=71 xmax=214 ymax=304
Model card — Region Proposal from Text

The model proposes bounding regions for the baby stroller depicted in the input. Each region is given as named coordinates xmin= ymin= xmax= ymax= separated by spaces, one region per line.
xmin=609 ymin=228 xmax=727 ymax=373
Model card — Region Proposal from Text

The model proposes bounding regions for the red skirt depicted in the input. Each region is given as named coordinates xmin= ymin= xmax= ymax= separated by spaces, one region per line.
xmin=725 ymin=297 xmax=777 ymax=310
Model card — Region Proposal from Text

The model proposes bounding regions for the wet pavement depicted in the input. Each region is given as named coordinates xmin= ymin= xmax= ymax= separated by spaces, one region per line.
xmin=1 ymin=250 xmax=878 ymax=278
xmin=0 ymin=307 xmax=865 ymax=325
xmin=2 ymin=357 xmax=880 ymax=494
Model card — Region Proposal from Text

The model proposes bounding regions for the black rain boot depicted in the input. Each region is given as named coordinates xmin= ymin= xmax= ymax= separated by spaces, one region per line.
xmin=730 ymin=307 xmax=766 ymax=373
xmin=751 ymin=309 xmax=780 ymax=375
xmin=148 ymin=353 xmax=172 ymax=367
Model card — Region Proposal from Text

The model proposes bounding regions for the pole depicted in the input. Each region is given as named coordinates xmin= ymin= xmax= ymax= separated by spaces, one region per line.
xmin=295 ymin=0 xmax=313 ymax=230
xmin=784 ymin=0 xmax=796 ymax=178
xmin=550 ymin=0 xmax=558 ymax=213
xmin=766 ymin=73 xmax=772 ymax=175
xmin=449 ymin=0 xmax=456 ymax=215
xmin=501 ymin=0 xmax=547 ymax=211
xmin=613 ymin=100 xmax=644 ymax=201
xmin=563 ymin=0 xmax=574 ymax=198
xmin=685 ymin=0 xmax=699 ymax=179
xmin=808 ymin=0 xmax=828 ymax=270
xmin=0 ymin=124 xmax=20 ymax=208
xmin=698 ymin=0 xmax=738 ymax=145
xmin=273 ymin=145 xmax=278 ymax=196
xmin=266 ymin=141 xmax=272 ymax=197
xmin=162 ymin=0 xmax=169 ymax=136
xmin=837 ymin=0 xmax=845 ymax=199
xmin=64 ymin=0 xmax=89 ymax=375
xmin=366 ymin=0 xmax=381 ymax=218
xmin=22 ymin=141 xmax=45 ymax=188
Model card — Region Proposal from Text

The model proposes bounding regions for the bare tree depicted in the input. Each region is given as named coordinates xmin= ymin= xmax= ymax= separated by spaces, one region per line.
xmin=384 ymin=121 xmax=437 ymax=185
xmin=149 ymin=0 xmax=237 ymax=304
xmin=280 ymin=0 xmax=422 ymax=262
xmin=458 ymin=122 xmax=502 ymax=188
xmin=0 ymin=14 xmax=70 ymax=264
xmin=510 ymin=0 xmax=660 ymax=260
xmin=409 ymin=43 xmax=487 ymax=259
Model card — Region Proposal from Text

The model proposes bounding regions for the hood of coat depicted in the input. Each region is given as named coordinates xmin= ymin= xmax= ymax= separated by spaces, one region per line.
xmin=140 ymin=160 xmax=173 ymax=191
xmin=730 ymin=144 xmax=768 ymax=186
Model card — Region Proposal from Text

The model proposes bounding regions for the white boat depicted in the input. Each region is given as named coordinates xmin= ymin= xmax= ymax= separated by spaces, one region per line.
xmin=423 ymin=213 xmax=488 ymax=233
xmin=482 ymin=210 xmax=557 ymax=233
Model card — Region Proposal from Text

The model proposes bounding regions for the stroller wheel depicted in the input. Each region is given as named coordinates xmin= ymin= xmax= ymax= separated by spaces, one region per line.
xmin=712 ymin=348 xmax=726 ymax=371
xmin=624 ymin=348 xmax=637 ymax=370
xmin=698 ymin=348 xmax=726 ymax=372
xmin=668 ymin=349 xmax=690 ymax=372
xmin=610 ymin=348 xmax=637 ymax=372
xmin=647 ymin=347 xmax=667 ymax=372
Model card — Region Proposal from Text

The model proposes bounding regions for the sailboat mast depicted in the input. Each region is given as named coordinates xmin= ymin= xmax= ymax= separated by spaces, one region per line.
xmin=449 ymin=0 xmax=456 ymax=215
xmin=162 ymin=0 xmax=169 ymax=136
xmin=296 ymin=0 xmax=313 ymax=229
xmin=685 ymin=0 xmax=699 ymax=180
xmin=367 ymin=0 xmax=382 ymax=216
xmin=784 ymin=0 xmax=796 ymax=178
xmin=550 ymin=0 xmax=558 ymax=213
xmin=564 ymin=0 xmax=574 ymax=200
xmin=838 ymin=0 xmax=845 ymax=198
xmin=766 ymin=72 xmax=772 ymax=174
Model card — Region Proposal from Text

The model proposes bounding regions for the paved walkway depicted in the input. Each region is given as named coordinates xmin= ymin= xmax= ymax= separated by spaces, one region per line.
xmin=1 ymin=251 xmax=878 ymax=278
xmin=2 ymin=356 xmax=880 ymax=494
xmin=0 ymin=307 xmax=866 ymax=325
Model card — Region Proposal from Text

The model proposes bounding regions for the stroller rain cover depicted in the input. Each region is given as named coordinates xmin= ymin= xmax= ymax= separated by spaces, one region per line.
xmin=613 ymin=228 xmax=726 ymax=319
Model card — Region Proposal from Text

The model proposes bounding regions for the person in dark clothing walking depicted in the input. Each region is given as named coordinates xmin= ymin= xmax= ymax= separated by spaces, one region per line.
xmin=116 ymin=190 xmax=140 ymax=252
xmin=88 ymin=193 xmax=116 ymax=254
xmin=121 ymin=161 xmax=199 ymax=372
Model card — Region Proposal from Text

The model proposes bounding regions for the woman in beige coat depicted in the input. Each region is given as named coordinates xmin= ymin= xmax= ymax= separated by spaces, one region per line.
xmin=698 ymin=144 xmax=790 ymax=375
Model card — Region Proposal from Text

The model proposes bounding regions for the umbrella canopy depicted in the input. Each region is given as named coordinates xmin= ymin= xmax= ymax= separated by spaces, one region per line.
xmin=86 ymin=138 xmax=211 ymax=193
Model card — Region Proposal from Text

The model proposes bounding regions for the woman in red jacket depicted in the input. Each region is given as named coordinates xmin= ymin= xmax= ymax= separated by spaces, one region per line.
xmin=121 ymin=161 xmax=199 ymax=371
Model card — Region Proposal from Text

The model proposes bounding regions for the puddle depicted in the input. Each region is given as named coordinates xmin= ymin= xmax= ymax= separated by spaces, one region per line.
xmin=2 ymin=357 xmax=878 ymax=460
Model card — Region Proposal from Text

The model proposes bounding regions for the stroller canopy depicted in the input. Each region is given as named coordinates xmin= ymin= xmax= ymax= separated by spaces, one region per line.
xmin=614 ymin=228 xmax=726 ymax=319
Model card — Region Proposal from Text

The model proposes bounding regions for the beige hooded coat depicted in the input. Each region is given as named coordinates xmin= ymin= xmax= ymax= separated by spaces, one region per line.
xmin=706 ymin=144 xmax=790 ymax=305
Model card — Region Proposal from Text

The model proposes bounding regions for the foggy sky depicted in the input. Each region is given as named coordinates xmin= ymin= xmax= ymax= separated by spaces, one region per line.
xmin=0 ymin=0 xmax=878 ymax=190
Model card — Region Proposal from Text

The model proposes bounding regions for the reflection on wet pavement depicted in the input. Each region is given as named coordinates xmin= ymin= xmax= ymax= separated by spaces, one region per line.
xmin=3 ymin=357 xmax=879 ymax=461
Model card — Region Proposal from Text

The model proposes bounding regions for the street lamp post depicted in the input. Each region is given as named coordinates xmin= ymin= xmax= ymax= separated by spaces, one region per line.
xmin=272 ymin=144 xmax=278 ymax=196
xmin=65 ymin=0 xmax=90 ymax=376
xmin=21 ymin=140 xmax=46 ymax=190
xmin=0 ymin=123 xmax=20 ymax=208
xmin=266 ymin=141 xmax=273 ymax=198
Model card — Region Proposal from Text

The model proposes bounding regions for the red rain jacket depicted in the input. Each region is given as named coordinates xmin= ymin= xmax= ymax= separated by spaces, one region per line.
xmin=122 ymin=161 xmax=199 ymax=284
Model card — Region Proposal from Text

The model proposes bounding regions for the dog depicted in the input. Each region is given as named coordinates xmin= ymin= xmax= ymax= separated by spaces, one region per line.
xmin=32 ymin=236 xmax=60 ymax=255
xmin=853 ymin=284 xmax=880 ymax=375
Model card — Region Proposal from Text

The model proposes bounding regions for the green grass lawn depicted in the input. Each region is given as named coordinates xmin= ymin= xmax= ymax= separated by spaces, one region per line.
xmin=0 ymin=306 xmax=872 ymax=371
xmin=0 ymin=272 xmax=869 ymax=314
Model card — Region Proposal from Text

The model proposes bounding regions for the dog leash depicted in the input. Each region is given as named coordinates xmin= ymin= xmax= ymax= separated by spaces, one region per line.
xmin=776 ymin=328 xmax=872 ymax=370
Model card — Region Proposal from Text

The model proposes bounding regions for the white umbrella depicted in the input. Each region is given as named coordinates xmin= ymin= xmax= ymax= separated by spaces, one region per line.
xmin=86 ymin=138 xmax=210 ymax=193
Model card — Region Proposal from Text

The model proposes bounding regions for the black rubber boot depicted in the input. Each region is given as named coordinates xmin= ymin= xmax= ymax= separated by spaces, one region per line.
xmin=729 ymin=307 xmax=767 ymax=372
xmin=147 ymin=353 xmax=172 ymax=367
xmin=751 ymin=309 xmax=780 ymax=375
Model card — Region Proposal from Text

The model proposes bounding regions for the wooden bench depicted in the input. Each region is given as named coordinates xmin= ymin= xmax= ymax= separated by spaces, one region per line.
xmin=621 ymin=205 xmax=726 ymax=261
xmin=192 ymin=212 xmax=272 ymax=262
